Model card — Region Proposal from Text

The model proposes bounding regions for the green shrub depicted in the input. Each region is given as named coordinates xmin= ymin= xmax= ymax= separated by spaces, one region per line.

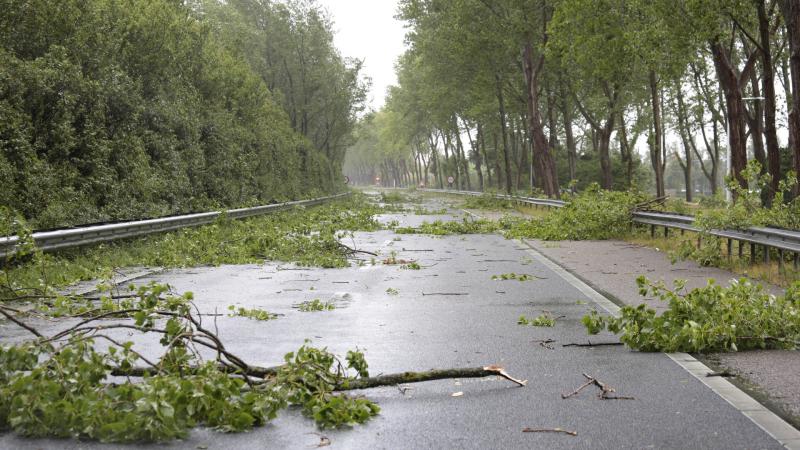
xmin=502 ymin=184 xmax=648 ymax=240
xmin=582 ymin=276 xmax=800 ymax=352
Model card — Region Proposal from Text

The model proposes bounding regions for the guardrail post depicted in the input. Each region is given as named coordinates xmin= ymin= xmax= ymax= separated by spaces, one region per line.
xmin=764 ymin=246 xmax=770 ymax=265
xmin=727 ymin=239 xmax=732 ymax=260
xmin=664 ymin=226 xmax=669 ymax=238
xmin=650 ymin=225 xmax=655 ymax=238
xmin=739 ymin=241 xmax=744 ymax=259
xmin=750 ymin=243 xmax=756 ymax=264
xmin=778 ymin=249 xmax=784 ymax=272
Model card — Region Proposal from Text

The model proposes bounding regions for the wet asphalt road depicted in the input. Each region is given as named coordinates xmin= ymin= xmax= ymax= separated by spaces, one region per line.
xmin=0 ymin=195 xmax=785 ymax=449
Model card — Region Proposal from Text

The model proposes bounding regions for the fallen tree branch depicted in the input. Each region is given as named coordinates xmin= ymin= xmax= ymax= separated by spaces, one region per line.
xmin=562 ymin=341 xmax=623 ymax=348
xmin=421 ymin=292 xmax=469 ymax=296
xmin=522 ymin=428 xmax=578 ymax=436
xmin=562 ymin=373 xmax=634 ymax=400
xmin=113 ymin=364 xmax=528 ymax=389
xmin=339 ymin=365 xmax=527 ymax=390
xmin=583 ymin=373 xmax=635 ymax=400
xmin=532 ymin=338 xmax=556 ymax=350
xmin=337 ymin=242 xmax=377 ymax=257
xmin=0 ymin=305 xmax=43 ymax=338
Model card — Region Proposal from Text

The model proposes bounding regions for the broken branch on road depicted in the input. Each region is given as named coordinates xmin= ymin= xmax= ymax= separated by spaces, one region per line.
xmin=562 ymin=373 xmax=635 ymax=400
xmin=562 ymin=341 xmax=624 ymax=348
xmin=522 ymin=427 xmax=578 ymax=436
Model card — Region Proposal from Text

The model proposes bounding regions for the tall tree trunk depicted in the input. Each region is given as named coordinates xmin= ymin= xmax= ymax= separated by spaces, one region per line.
xmin=466 ymin=126 xmax=484 ymax=191
xmin=757 ymin=0 xmax=781 ymax=204
xmin=711 ymin=121 xmax=720 ymax=194
xmin=598 ymin=123 xmax=614 ymax=190
xmin=745 ymin=73 xmax=767 ymax=169
xmin=649 ymin=71 xmax=665 ymax=198
xmin=477 ymin=123 xmax=490 ymax=190
xmin=454 ymin=120 xmax=471 ymax=190
xmin=560 ymin=96 xmax=577 ymax=186
xmin=618 ymin=111 xmax=638 ymax=189
xmin=780 ymin=0 xmax=800 ymax=199
xmin=429 ymin=134 xmax=443 ymax=189
xmin=495 ymin=73 xmax=514 ymax=194
xmin=492 ymin=132 xmax=503 ymax=190
xmin=522 ymin=43 xmax=560 ymax=198
xmin=676 ymin=86 xmax=694 ymax=202
xmin=443 ymin=130 xmax=455 ymax=187
xmin=710 ymin=40 xmax=757 ymax=197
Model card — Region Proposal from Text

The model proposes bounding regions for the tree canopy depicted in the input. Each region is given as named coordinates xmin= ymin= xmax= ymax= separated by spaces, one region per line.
xmin=0 ymin=0 xmax=366 ymax=228
xmin=345 ymin=0 xmax=799 ymax=209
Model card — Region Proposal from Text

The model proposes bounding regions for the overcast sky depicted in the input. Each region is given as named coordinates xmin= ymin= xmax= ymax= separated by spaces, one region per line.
xmin=316 ymin=0 xmax=407 ymax=111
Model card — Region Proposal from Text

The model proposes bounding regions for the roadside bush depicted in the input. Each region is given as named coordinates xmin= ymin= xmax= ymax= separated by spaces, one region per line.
xmin=582 ymin=276 xmax=800 ymax=352
xmin=502 ymin=184 xmax=648 ymax=240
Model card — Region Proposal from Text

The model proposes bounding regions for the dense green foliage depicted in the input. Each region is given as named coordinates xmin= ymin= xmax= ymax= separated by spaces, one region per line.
xmin=346 ymin=0 xmax=800 ymax=225
xmin=462 ymin=193 xmax=514 ymax=210
xmin=394 ymin=218 xmax=500 ymax=235
xmin=0 ymin=283 xmax=379 ymax=442
xmin=0 ymin=0 xmax=365 ymax=228
xmin=0 ymin=196 xmax=382 ymax=303
xmin=666 ymin=162 xmax=800 ymax=267
xmin=503 ymin=185 xmax=648 ymax=240
xmin=583 ymin=276 xmax=800 ymax=352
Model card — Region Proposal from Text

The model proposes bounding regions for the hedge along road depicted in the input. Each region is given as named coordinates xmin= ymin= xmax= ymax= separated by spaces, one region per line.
xmin=0 ymin=193 xmax=787 ymax=449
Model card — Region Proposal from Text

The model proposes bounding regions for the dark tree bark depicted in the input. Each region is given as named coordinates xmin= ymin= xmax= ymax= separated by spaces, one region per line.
xmin=465 ymin=125 xmax=484 ymax=191
xmin=649 ymin=71 xmax=665 ymax=198
xmin=495 ymin=72 xmax=514 ymax=194
xmin=709 ymin=40 xmax=760 ymax=197
xmin=618 ymin=109 xmax=642 ymax=189
xmin=675 ymin=86 xmax=694 ymax=202
xmin=574 ymin=85 xmax=619 ymax=190
xmin=479 ymin=123 xmax=492 ymax=189
xmin=559 ymin=82 xmax=577 ymax=185
xmin=780 ymin=0 xmax=800 ymax=199
xmin=756 ymin=0 xmax=782 ymax=204
xmin=429 ymin=133 xmax=443 ymax=189
xmin=523 ymin=43 xmax=560 ymax=198
xmin=492 ymin=131 xmax=503 ymax=190
xmin=454 ymin=119 xmax=471 ymax=190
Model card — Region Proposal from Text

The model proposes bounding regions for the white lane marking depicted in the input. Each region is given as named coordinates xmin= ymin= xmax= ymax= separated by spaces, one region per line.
xmin=520 ymin=240 xmax=800 ymax=449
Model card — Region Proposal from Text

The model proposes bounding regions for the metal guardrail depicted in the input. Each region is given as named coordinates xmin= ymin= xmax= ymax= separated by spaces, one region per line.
xmin=420 ymin=188 xmax=566 ymax=208
xmin=0 ymin=192 xmax=351 ymax=258
xmin=423 ymin=188 xmax=800 ymax=268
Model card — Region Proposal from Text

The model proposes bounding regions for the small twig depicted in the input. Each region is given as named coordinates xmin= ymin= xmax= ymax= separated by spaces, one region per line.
xmin=561 ymin=379 xmax=594 ymax=399
xmin=532 ymin=338 xmax=556 ymax=350
xmin=583 ymin=373 xmax=635 ymax=400
xmin=563 ymin=373 xmax=634 ymax=400
xmin=0 ymin=305 xmax=43 ymax=338
xmin=562 ymin=341 xmax=624 ymax=348
xmin=421 ymin=292 xmax=469 ymax=296
xmin=337 ymin=241 xmax=377 ymax=256
xmin=522 ymin=428 xmax=578 ymax=436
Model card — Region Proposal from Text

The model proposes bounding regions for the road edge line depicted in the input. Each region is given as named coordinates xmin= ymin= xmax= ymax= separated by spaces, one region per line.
xmin=520 ymin=239 xmax=800 ymax=449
